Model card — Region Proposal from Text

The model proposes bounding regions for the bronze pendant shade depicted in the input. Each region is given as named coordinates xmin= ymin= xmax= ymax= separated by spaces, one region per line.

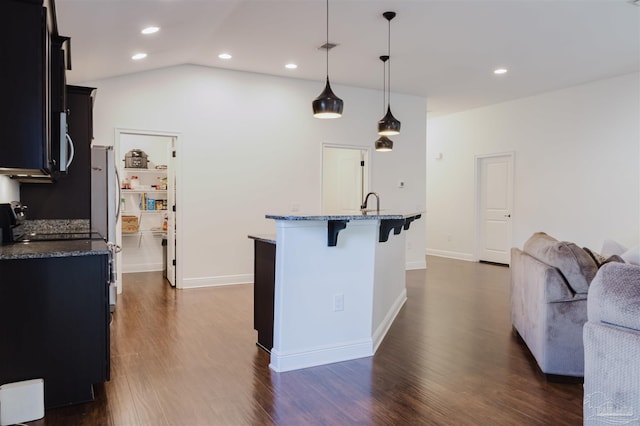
xmin=313 ymin=0 xmax=343 ymax=119
xmin=375 ymin=136 xmax=393 ymax=151
xmin=377 ymin=11 xmax=400 ymax=136
xmin=313 ymin=77 xmax=343 ymax=119
xmin=375 ymin=55 xmax=393 ymax=151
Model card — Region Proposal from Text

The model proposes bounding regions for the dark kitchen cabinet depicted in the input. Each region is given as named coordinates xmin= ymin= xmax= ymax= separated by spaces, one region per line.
xmin=0 ymin=253 xmax=110 ymax=408
xmin=253 ymin=239 xmax=276 ymax=352
xmin=21 ymin=86 xmax=96 ymax=219
xmin=0 ymin=0 xmax=47 ymax=172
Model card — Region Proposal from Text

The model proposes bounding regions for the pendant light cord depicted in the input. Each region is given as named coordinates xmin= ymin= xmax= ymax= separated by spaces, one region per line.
xmin=387 ymin=17 xmax=391 ymax=108
xmin=326 ymin=0 xmax=329 ymax=78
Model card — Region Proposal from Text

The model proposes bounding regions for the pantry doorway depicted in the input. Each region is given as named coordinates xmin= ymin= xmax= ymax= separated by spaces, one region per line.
xmin=115 ymin=129 xmax=181 ymax=291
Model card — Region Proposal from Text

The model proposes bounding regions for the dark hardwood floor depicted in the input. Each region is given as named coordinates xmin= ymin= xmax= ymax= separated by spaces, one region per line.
xmin=30 ymin=256 xmax=583 ymax=425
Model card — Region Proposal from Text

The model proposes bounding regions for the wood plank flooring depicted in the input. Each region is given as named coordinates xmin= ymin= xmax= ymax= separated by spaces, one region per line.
xmin=29 ymin=256 xmax=583 ymax=425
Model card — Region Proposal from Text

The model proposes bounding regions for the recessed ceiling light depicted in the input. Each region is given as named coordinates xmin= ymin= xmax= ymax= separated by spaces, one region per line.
xmin=131 ymin=53 xmax=147 ymax=60
xmin=494 ymin=68 xmax=508 ymax=75
xmin=285 ymin=63 xmax=298 ymax=69
xmin=141 ymin=26 xmax=160 ymax=35
xmin=218 ymin=53 xmax=232 ymax=60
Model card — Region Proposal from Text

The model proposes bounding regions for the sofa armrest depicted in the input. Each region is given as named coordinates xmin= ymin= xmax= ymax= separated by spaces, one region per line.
xmin=511 ymin=248 xmax=580 ymax=303
xmin=588 ymin=262 xmax=640 ymax=331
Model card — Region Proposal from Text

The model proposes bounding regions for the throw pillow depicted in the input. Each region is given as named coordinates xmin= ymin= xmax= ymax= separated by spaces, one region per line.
xmin=601 ymin=239 xmax=627 ymax=257
xmin=584 ymin=247 xmax=607 ymax=266
xmin=621 ymin=246 xmax=640 ymax=265
xmin=603 ymin=254 xmax=625 ymax=265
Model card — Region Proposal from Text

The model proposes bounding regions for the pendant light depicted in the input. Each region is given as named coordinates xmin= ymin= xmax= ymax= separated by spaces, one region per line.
xmin=377 ymin=11 xmax=400 ymax=136
xmin=375 ymin=55 xmax=393 ymax=151
xmin=312 ymin=0 xmax=343 ymax=119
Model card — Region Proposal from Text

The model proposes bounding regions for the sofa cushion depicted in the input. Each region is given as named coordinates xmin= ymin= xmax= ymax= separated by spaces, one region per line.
xmin=523 ymin=232 xmax=597 ymax=294
xmin=587 ymin=262 xmax=640 ymax=331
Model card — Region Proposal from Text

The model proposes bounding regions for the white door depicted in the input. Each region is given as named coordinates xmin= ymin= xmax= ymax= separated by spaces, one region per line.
xmin=322 ymin=146 xmax=368 ymax=213
xmin=166 ymin=138 xmax=177 ymax=287
xmin=477 ymin=154 xmax=513 ymax=264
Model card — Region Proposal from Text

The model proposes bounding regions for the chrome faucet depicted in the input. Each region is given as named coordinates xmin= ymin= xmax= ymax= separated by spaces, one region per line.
xmin=361 ymin=192 xmax=380 ymax=214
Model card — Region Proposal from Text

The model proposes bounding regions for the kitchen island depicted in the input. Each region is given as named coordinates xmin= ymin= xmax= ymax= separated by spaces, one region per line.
xmin=0 ymin=239 xmax=111 ymax=408
xmin=259 ymin=211 xmax=421 ymax=372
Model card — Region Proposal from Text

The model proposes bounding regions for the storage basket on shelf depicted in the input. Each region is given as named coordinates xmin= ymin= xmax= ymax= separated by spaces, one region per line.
xmin=121 ymin=216 xmax=139 ymax=234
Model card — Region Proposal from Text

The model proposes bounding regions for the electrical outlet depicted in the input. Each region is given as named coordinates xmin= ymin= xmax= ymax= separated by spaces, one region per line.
xmin=333 ymin=294 xmax=344 ymax=312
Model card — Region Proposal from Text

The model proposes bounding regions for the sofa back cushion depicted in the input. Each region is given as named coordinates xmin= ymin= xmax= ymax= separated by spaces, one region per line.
xmin=523 ymin=232 xmax=597 ymax=294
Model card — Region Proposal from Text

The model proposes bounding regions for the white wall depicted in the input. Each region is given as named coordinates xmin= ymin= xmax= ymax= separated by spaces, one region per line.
xmin=0 ymin=176 xmax=19 ymax=203
xmin=426 ymin=73 xmax=640 ymax=260
xmin=88 ymin=64 xmax=427 ymax=287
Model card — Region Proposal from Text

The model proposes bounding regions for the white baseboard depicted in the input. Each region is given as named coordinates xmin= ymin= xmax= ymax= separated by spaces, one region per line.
xmin=269 ymin=339 xmax=373 ymax=372
xmin=372 ymin=289 xmax=407 ymax=353
xmin=181 ymin=273 xmax=253 ymax=289
xmin=406 ymin=260 xmax=426 ymax=270
xmin=425 ymin=248 xmax=475 ymax=262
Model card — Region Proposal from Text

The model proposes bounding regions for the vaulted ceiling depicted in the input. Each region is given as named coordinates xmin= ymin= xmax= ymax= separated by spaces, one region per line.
xmin=56 ymin=0 xmax=640 ymax=116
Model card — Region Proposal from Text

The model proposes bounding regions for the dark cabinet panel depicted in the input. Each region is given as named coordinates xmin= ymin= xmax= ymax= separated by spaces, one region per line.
xmin=21 ymin=85 xmax=95 ymax=219
xmin=0 ymin=254 xmax=110 ymax=408
xmin=0 ymin=0 xmax=47 ymax=171
xmin=254 ymin=239 xmax=276 ymax=352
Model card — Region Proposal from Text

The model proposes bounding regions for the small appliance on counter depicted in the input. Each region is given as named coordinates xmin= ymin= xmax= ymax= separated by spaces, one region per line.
xmin=0 ymin=203 xmax=26 ymax=244
xmin=124 ymin=149 xmax=148 ymax=169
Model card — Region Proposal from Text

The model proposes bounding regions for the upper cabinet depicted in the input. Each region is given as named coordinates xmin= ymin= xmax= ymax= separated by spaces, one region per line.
xmin=21 ymin=86 xmax=96 ymax=219
xmin=0 ymin=0 xmax=70 ymax=180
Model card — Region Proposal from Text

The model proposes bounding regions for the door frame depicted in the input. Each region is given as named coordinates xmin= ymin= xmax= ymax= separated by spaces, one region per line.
xmin=321 ymin=144 xmax=372 ymax=213
xmin=114 ymin=127 xmax=183 ymax=290
xmin=474 ymin=151 xmax=515 ymax=264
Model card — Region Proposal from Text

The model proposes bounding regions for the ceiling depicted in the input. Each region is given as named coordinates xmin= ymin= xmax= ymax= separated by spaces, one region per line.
xmin=55 ymin=0 xmax=640 ymax=117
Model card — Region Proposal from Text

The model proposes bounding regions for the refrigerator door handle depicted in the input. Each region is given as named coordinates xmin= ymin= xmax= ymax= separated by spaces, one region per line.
xmin=115 ymin=168 xmax=122 ymax=220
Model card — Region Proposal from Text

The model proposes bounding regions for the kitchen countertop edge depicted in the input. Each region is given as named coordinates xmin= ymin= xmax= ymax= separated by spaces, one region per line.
xmin=248 ymin=234 xmax=277 ymax=244
xmin=0 ymin=240 xmax=111 ymax=260
xmin=265 ymin=211 xmax=423 ymax=221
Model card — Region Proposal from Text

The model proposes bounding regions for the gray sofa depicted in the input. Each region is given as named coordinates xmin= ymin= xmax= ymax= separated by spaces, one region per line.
xmin=511 ymin=232 xmax=598 ymax=378
xmin=584 ymin=262 xmax=640 ymax=425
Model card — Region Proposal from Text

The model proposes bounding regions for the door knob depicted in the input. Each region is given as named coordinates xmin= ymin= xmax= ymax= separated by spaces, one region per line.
xmin=504 ymin=214 xmax=511 ymax=218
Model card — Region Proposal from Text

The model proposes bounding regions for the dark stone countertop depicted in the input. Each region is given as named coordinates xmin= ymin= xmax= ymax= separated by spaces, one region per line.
xmin=0 ymin=240 xmax=111 ymax=260
xmin=265 ymin=211 xmax=423 ymax=221
xmin=248 ymin=234 xmax=276 ymax=244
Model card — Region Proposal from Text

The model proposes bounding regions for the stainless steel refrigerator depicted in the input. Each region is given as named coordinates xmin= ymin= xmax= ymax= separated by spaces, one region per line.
xmin=90 ymin=145 xmax=120 ymax=311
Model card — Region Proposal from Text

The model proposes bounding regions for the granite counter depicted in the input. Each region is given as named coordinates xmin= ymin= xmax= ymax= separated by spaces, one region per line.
xmin=0 ymin=239 xmax=110 ymax=260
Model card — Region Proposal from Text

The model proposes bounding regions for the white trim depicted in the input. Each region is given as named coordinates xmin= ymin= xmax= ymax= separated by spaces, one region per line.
xmin=372 ymin=289 xmax=407 ymax=352
xmin=425 ymin=248 xmax=475 ymax=262
xmin=406 ymin=260 xmax=427 ymax=270
xmin=269 ymin=339 xmax=374 ymax=372
xmin=180 ymin=274 xmax=253 ymax=289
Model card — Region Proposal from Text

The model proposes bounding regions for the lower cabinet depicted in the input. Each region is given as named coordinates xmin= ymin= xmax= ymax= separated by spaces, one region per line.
xmin=0 ymin=253 xmax=110 ymax=408
xmin=253 ymin=239 xmax=275 ymax=352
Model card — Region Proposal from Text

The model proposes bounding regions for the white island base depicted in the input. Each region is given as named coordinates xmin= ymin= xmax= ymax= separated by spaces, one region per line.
xmin=267 ymin=213 xmax=420 ymax=372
